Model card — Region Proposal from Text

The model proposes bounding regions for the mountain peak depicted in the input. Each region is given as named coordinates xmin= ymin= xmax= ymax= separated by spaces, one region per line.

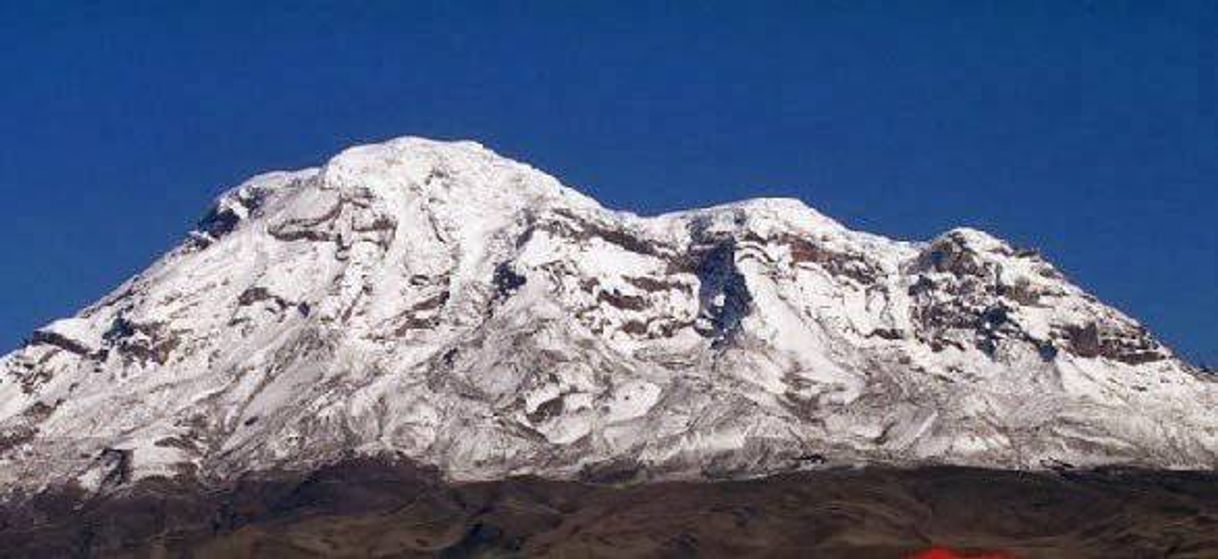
xmin=318 ymin=136 xmax=593 ymax=204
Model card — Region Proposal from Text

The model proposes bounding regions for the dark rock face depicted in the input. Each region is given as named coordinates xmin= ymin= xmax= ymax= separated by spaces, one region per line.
xmin=194 ymin=186 xmax=270 ymax=245
xmin=27 ymin=330 xmax=92 ymax=357
xmin=1 ymin=459 xmax=1216 ymax=558
xmin=100 ymin=318 xmax=180 ymax=367
xmin=492 ymin=263 xmax=527 ymax=300
xmin=778 ymin=233 xmax=881 ymax=284
xmin=195 ymin=206 xmax=243 ymax=242
xmin=914 ymin=232 xmax=992 ymax=277
xmin=1064 ymin=322 xmax=1167 ymax=366
xmin=693 ymin=241 xmax=753 ymax=346
xmin=97 ymin=448 xmax=133 ymax=489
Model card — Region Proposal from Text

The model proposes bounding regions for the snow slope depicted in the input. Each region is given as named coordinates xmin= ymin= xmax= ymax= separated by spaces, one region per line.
xmin=1 ymin=137 xmax=1214 ymax=496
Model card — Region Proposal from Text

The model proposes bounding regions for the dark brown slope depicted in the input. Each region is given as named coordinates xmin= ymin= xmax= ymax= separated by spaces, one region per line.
xmin=1 ymin=459 xmax=1216 ymax=559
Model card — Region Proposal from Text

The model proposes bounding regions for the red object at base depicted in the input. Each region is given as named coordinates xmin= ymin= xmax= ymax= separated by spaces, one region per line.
xmin=909 ymin=546 xmax=1016 ymax=559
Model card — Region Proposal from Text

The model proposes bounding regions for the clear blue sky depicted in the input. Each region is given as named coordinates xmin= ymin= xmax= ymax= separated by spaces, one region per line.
xmin=1 ymin=2 xmax=1214 ymax=363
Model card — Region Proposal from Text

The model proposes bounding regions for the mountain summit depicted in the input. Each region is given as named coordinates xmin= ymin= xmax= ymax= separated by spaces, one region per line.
xmin=1 ymin=137 xmax=1213 ymax=497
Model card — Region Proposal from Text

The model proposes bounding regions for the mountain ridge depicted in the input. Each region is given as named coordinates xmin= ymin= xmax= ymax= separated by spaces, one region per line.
xmin=1 ymin=136 xmax=1213 ymax=500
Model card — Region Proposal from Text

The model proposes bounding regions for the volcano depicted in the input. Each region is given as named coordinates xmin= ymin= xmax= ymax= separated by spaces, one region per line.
xmin=1 ymin=137 xmax=1214 ymax=557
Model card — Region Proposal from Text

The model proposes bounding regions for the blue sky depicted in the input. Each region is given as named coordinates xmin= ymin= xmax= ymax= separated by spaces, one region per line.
xmin=0 ymin=2 xmax=1214 ymax=363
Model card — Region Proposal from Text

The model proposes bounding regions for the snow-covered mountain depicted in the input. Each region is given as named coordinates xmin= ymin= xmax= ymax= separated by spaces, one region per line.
xmin=1 ymin=137 xmax=1214 ymax=497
